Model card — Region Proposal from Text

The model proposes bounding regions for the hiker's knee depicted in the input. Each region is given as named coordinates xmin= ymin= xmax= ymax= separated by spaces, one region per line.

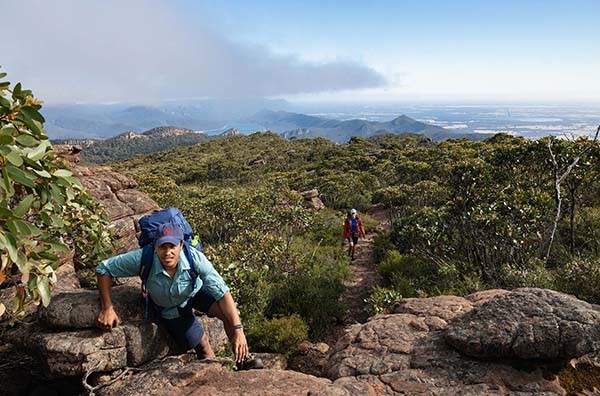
xmin=195 ymin=332 xmax=214 ymax=358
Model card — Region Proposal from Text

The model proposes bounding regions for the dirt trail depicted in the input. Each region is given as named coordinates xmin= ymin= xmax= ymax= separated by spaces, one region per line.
xmin=337 ymin=205 xmax=390 ymax=327
xmin=287 ymin=205 xmax=392 ymax=373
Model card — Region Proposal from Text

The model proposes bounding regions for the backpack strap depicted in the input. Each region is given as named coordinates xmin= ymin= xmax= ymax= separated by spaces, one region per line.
xmin=139 ymin=244 xmax=155 ymax=320
xmin=182 ymin=242 xmax=198 ymax=280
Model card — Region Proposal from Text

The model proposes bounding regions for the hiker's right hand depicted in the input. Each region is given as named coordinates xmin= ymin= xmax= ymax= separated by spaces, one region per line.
xmin=97 ymin=306 xmax=121 ymax=330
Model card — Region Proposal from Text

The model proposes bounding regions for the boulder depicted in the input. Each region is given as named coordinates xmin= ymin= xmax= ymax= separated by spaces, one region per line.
xmin=323 ymin=294 xmax=568 ymax=395
xmin=19 ymin=287 xmax=227 ymax=377
xmin=57 ymin=148 xmax=160 ymax=255
xmin=304 ymin=197 xmax=325 ymax=210
xmin=289 ymin=341 xmax=330 ymax=377
xmin=53 ymin=251 xmax=80 ymax=293
xmin=444 ymin=288 xmax=600 ymax=360
xmin=393 ymin=294 xmax=474 ymax=322
xmin=33 ymin=328 xmax=127 ymax=378
xmin=465 ymin=289 xmax=509 ymax=305
xmin=301 ymin=189 xmax=325 ymax=210
xmin=301 ymin=189 xmax=319 ymax=199
xmin=96 ymin=359 xmax=332 ymax=396
xmin=40 ymin=287 xmax=144 ymax=328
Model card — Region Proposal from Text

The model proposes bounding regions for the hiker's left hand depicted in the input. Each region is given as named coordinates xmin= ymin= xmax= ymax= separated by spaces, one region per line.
xmin=231 ymin=329 xmax=249 ymax=363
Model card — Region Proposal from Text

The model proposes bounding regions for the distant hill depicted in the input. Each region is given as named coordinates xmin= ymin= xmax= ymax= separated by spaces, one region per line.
xmin=41 ymin=98 xmax=289 ymax=139
xmin=255 ymin=111 xmax=487 ymax=142
xmin=220 ymin=128 xmax=241 ymax=137
xmin=81 ymin=126 xmax=212 ymax=164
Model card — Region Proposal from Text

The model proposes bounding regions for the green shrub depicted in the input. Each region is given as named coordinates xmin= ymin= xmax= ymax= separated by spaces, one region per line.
xmin=449 ymin=272 xmax=486 ymax=295
xmin=301 ymin=208 xmax=345 ymax=247
xmin=0 ymin=71 xmax=113 ymax=320
xmin=366 ymin=286 xmax=402 ymax=315
xmin=246 ymin=314 xmax=309 ymax=356
xmin=359 ymin=213 xmax=379 ymax=233
xmin=372 ymin=232 xmax=395 ymax=263
xmin=498 ymin=258 xmax=555 ymax=289
xmin=206 ymin=231 xmax=280 ymax=322
xmin=555 ymin=258 xmax=600 ymax=303
xmin=268 ymin=243 xmax=348 ymax=338
xmin=378 ymin=251 xmax=479 ymax=298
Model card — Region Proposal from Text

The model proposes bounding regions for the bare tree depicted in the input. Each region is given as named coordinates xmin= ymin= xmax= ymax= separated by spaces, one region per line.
xmin=544 ymin=125 xmax=600 ymax=261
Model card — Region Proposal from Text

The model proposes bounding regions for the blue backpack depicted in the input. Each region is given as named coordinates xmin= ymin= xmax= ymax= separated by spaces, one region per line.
xmin=138 ymin=207 xmax=202 ymax=319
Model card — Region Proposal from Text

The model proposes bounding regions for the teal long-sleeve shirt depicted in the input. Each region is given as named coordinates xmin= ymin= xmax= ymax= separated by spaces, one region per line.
xmin=96 ymin=248 xmax=229 ymax=319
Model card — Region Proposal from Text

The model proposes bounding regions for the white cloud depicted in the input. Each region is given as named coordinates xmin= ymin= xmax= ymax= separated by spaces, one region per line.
xmin=2 ymin=0 xmax=386 ymax=103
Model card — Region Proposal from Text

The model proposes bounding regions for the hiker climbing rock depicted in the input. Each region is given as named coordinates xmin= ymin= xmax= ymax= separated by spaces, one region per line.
xmin=343 ymin=208 xmax=366 ymax=260
xmin=95 ymin=208 xmax=263 ymax=370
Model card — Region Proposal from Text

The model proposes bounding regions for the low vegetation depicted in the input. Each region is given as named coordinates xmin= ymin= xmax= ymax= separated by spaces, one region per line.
xmin=114 ymin=128 xmax=600 ymax=333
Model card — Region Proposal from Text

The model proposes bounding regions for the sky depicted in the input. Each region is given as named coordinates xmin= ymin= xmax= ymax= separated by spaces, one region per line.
xmin=2 ymin=0 xmax=600 ymax=104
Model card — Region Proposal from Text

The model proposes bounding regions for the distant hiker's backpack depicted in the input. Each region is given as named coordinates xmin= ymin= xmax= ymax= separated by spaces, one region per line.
xmin=350 ymin=217 xmax=360 ymax=237
xmin=137 ymin=207 xmax=202 ymax=319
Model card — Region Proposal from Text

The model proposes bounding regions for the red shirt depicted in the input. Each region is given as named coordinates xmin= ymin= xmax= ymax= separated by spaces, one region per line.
xmin=343 ymin=216 xmax=365 ymax=239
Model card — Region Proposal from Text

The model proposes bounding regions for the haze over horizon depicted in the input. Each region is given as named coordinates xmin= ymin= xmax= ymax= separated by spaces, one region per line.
xmin=3 ymin=0 xmax=600 ymax=105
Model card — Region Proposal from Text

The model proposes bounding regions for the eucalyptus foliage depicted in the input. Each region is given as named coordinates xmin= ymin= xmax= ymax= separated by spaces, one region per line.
xmin=0 ymin=71 xmax=112 ymax=320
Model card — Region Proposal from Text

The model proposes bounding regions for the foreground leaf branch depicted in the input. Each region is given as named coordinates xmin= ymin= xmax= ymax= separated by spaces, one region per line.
xmin=0 ymin=69 xmax=114 ymax=321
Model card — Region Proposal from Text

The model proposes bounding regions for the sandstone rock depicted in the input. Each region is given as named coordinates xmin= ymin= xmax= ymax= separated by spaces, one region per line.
xmin=121 ymin=321 xmax=176 ymax=366
xmin=304 ymin=197 xmax=325 ymax=210
xmin=297 ymin=341 xmax=330 ymax=354
xmin=53 ymin=251 xmax=80 ymax=293
xmin=393 ymin=294 xmax=474 ymax=321
xmin=465 ymin=289 xmax=509 ymax=305
xmin=52 ymin=264 xmax=80 ymax=292
xmin=289 ymin=341 xmax=330 ymax=377
xmin=300 ymin=189 xmax=325 ymax=210
xmin=40 ymin=287 xmax=144 ymax=329
xmin=110 ymin=217 xmax=140 ymax=253
xmin=8 ymin=287 xmax=229 ymax=377
xmin=323 ymin=294 xmax=567 ymax=395
xmin=96 ymin=359 xmax=332 ymax=396
xmin=445 ymin=288 xmax=600 ymax=360
xmin=115 ymin=189 xmax=160 ymax=214
xmin=33 ymin=328 xmax=127 ymax=378
xmin=53 ymin=145 xmax=82 ymax=163
xmin=61 ymin=153 xmax=159 ymax=253
xmin=301 ymin=189 xmax=319 ymax=199
xmin=98 ymin=196 xmax=135 ymax=221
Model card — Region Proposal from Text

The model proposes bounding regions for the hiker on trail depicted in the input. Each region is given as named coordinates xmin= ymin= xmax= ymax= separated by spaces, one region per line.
xmin=343 ymin=208 xmax=366 ymax=260
xmin=95 ymin=218 xmax=262 ymax=370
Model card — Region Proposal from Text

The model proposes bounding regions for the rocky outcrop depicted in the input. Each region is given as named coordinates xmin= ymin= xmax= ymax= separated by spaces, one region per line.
xmin=220 ymin=128 xmax=241 ymax=137
xmin=301 ymin=189 xmax=325 ymax=210
xmin=318 ymin=289 xmax=591 ymax=395
xmin=55 ymin=145 xmax=160 ymax=255
xmin=71 ymin=164 xmax=160 ymax=254
xmin=445 ymin=288 xmax=600 ymax=360
xmin=5 ymin=286 xmax=227 ymax=378
xmin=32 ymin=288 xmax=597 ymax=395
xmin=288 ymin=341 xmax=330 ymax=377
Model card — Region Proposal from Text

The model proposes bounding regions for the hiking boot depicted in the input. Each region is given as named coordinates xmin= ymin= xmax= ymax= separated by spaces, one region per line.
xmin=235 ymin=355 xmax=264 ymax=371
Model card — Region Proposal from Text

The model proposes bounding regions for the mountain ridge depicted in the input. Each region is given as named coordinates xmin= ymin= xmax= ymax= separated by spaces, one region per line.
xmin=256 ymin=110 xmax=486 ymax=142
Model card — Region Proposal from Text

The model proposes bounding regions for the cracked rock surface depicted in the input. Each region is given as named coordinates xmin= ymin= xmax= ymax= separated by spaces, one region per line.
xmin=444 ymin=288 xmax=600 ymax=360
xmin=97 ymin=357 xmax=333 ymax=396
xmin=3 ymin=287 xmax=227 ymax=378
xmin=319 ymin=290 xmax=572 ymax=396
